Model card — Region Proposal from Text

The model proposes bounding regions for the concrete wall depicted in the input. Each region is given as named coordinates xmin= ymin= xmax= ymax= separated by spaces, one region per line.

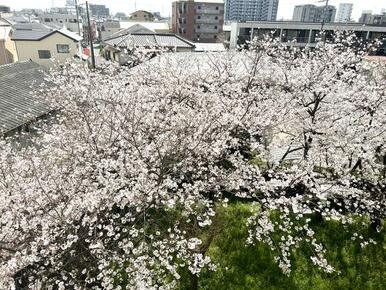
xmin=15 ymin=32 xmax=79 ymax=67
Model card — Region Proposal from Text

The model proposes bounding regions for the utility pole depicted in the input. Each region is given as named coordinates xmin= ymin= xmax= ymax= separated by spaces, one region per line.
xmin=86 ymin=1 xmax=96 ymax=69
xmin=74 ymin=0 xmax=83 ymax=58
xmin=319 ymin=0 xmax=329 ymax=32
xmin=75 ymin=0 xmax=81 ymax=36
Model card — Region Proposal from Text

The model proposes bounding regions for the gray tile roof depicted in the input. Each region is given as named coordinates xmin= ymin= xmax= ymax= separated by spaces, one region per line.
xmin=0 ymin=61 xmax=51 ymax=135
xmin=104 ymin=33 xmax=194 ymax=49
xmin=13 ymin=22 xmax=51 ymax=31
xmin=12 ymin=29 xmax=52 ymax=41
xmin=11 ymin=23 xmax=82 ymax=42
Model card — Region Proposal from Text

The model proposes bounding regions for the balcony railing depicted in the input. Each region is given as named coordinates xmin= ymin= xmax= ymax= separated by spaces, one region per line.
xmin=196 ymin=27 xmax=219 ymax=33
xmin=196 ymin=18 xmax=219 ymax=24
xmin=197 ymin=9 xmax=221 ymax=15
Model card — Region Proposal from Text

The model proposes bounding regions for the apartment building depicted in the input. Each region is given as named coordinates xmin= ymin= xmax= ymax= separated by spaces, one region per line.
xmin=359 ymin=10 xmax=386 ymax=25
xmin=225 ymin=0 xmax=279 ymax=21
xmin=293 ymin=4 xmax=336 ymax=23
xmin=172 ymin=0 xmax=224 ymax=43
xmin=89 ymin=4 xmax=110 ymax=17
xmin=335 ymin=3 xmax=353 ymax=23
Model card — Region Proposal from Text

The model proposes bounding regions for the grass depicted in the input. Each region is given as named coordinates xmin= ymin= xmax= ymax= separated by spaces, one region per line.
xmin=179 ymin=202 xmax=386 ymax=290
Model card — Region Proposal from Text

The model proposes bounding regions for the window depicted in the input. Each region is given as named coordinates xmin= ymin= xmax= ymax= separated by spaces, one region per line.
xmin=38 ymin=50 xmax=51 ymax=59
xmin=57 ymin=44 xmax=70 ymax=53
xmin=198 ymin=6 xmax=201 ymax=9
xmin=215 ymin=16 xmax=218 ymax=20
xmin=197 ymin=15 xmax=201 ymax=19
xmin=216 ymin=6 xmax=219 ymax=10
xmin=44 ymin=18 xmax=50 ymax=22
xmin=214 ymin=26 xmax=218 ymax=29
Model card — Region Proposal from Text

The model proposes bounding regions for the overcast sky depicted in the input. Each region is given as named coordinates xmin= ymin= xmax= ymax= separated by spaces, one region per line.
xmin=1 ymin=0 xmax=385 ymax=20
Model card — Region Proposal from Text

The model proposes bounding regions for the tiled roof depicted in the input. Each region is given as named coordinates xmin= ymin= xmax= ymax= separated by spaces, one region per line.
xmin=12 ymin=29 xmax=52 ymax=40
xmin=120 ymin=21 xmax=170 ymax=32
xmin=105 ymin=33 xmax=194 ymax=49
xmin=13 ymin=22 xmax=51 ymax=31
xmin=0 ymin=18 xmax=11 ymax=26
xmin=11 ymin=23 xmax=82 ymax=41
xmin=108 ymin=25 xmax=154 ymax=39
xmin=0 ymin=61 xmax=51 ymax=135
xmin=193 ymin=42 xmax=226 ymax=52
xmin=58 ymin=28 xmax=83 ymax=42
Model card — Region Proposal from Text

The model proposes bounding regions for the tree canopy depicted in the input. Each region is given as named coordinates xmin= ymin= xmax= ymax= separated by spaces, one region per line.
xmin=0 ymin=34 xmax=385 ymax=289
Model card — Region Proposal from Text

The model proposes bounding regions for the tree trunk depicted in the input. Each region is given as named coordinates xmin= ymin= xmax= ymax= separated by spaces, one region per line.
xmin=189 ymin=273 xmax=199 ymax=290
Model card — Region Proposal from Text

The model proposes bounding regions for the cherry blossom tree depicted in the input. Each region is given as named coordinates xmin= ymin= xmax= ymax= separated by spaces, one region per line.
xmin=0 ymin=34 xmax=385 ymax=289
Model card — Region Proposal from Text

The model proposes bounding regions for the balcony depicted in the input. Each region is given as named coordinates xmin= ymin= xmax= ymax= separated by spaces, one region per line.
xmin=196 ymin=18 xmax=219 ymax=24
xmin=197 ymin=8 xmax=221 ymax=15
xmin=196 ymin=27 xmax=219 ymax=33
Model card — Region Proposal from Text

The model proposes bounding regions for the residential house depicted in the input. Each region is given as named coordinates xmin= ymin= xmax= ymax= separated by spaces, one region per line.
xmin=102 ymin=27 xmax=195 ymax=65
xmin=97 ymin=19 xmax=120 ymax=41
xmin=129 ymin=10 xmax=155 ymax=22
xmin=120 ymin=21 xmax=170 ymax=33
xmin=12 ymin=23 xmax=82 ymax=67
xmin=0 ymin=18 xmax=17 ymax=65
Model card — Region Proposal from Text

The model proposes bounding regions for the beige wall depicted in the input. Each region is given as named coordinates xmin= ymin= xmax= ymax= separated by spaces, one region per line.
xmin=15 ymin=32 xmax=79 ymax=67
xmin=0 ymin=29 xmax=18 ymax=65
xmin=130 ymin=11 xmax=155 ymax=22
xmin=0 ymin=37 xmax=18 ymax=65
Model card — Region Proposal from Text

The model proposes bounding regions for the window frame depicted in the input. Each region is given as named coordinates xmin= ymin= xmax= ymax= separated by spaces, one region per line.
xmin=56 ymin=44 xmax=70 ymax=54
xmin=38 ymin=50 xmax=51 ymax=59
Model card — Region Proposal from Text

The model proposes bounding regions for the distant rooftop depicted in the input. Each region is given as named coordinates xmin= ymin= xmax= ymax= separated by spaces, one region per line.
xmin=104 ymin=33 xmax=194 ymax=49
xmin=12 ymin=23 xmax=82 ymax=42
xmin=120 ymin=21 xmax=170 ymax=32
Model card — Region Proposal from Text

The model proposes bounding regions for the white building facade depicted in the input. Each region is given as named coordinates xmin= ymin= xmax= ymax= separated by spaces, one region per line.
xmin=225 ymin=0 xmax=279 ymax=21
xmin=336 ymin=3 xmax=353 ymax=22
